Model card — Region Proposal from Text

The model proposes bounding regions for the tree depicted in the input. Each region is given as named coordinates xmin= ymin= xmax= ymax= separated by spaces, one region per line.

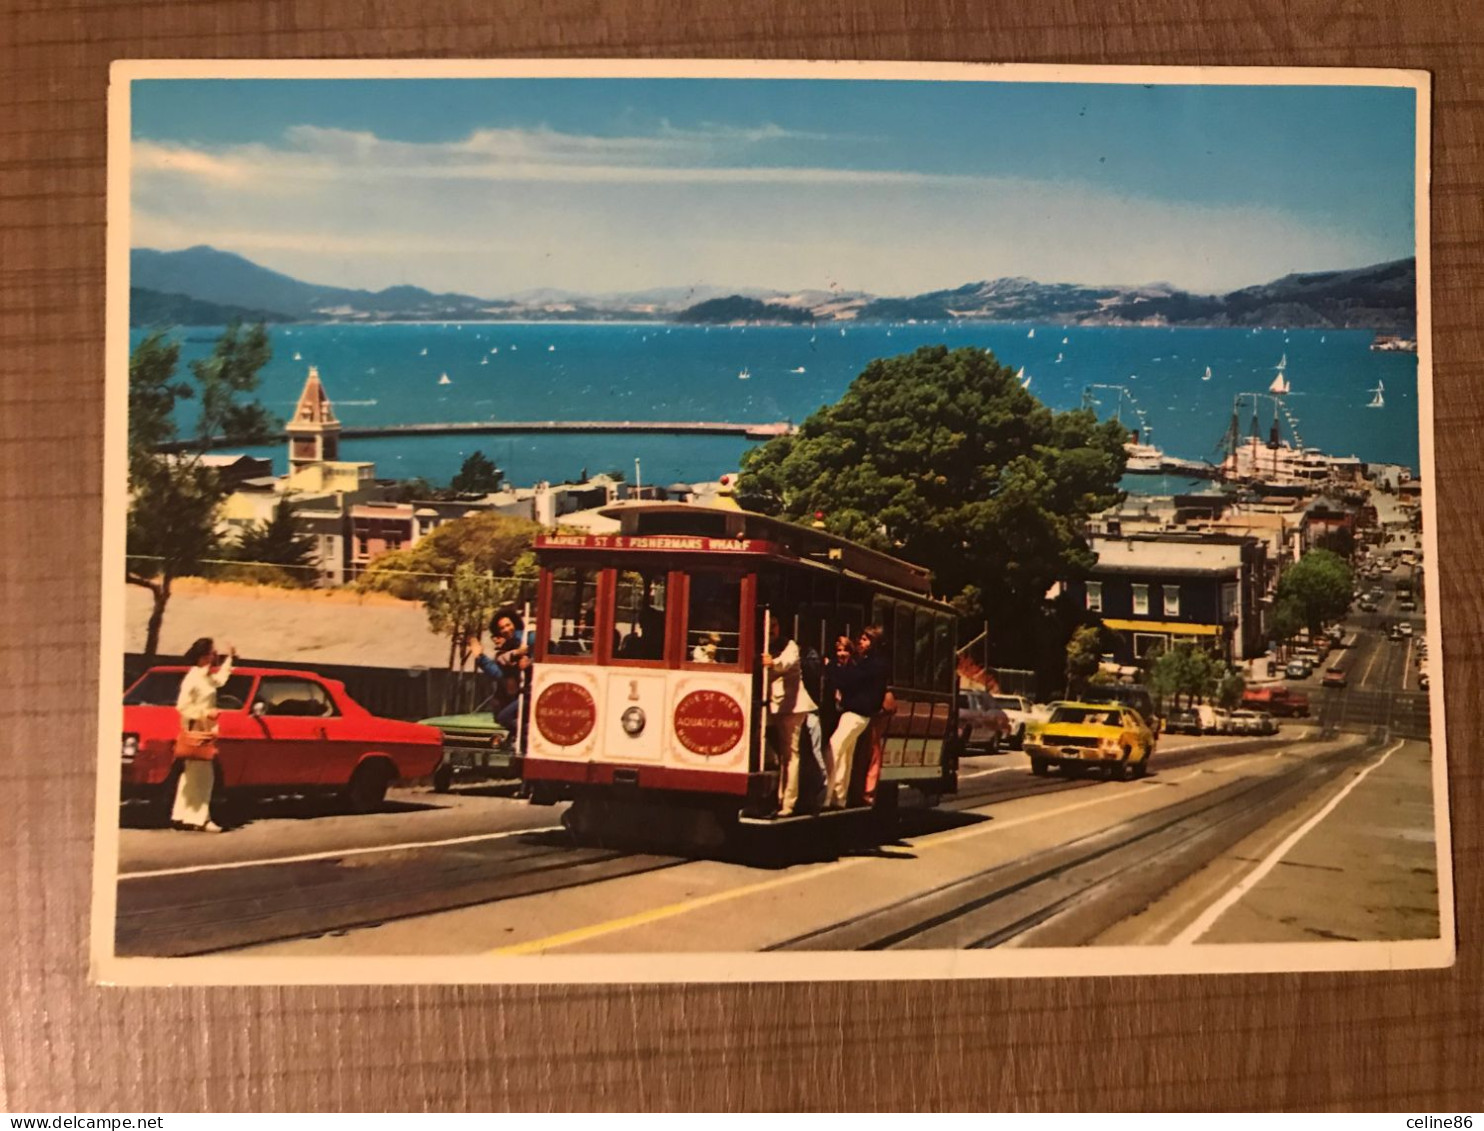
xmin=231 ymin=497 xmax=318 ymax=582
xmin=449 ymin=451 xmax=504 ymax=496
xmin=357 ymin=511 xmax=543 ymax=602
xmin=1269 ymin=596 xmax=1306 ymax=651
xmin=738 ymin=345 xmax=1128 ymax=661
xmin=1064 ymin=624 xmax=1104 ymax=696
xmin=127 ymin=323 xmax=276 ymax=656
xmin=1214 ymin=663 xmax=1246 ymax=710
xmin=1276 ymin=548 xmax=1354 ymax=637
xmin=426 ymin=563 xmax=501 ymax=671
xmin=1146 ymin=644 xmax=1223 ymax=710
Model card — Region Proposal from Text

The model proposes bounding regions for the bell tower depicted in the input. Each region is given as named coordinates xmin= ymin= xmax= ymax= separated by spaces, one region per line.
xmin=286 ymin=366 xmax=341 ymax=474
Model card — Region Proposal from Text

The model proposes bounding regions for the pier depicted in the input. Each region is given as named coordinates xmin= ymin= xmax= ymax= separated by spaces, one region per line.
xmin=168 ymin=419 xmax=797 ymax=452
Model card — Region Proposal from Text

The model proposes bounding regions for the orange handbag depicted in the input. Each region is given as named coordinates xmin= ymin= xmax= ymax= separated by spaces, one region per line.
xmin=173 ymin=726 xmax=219 ymax=761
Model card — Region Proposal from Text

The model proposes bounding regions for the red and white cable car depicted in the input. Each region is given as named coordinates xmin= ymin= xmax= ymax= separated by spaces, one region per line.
xmin=520 ymin=500 xmax=962 ymax=844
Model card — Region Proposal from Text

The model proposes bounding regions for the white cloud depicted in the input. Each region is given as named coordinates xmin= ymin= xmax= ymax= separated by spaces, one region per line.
xmin=130 ymin=125 xmax=1397 ymax=296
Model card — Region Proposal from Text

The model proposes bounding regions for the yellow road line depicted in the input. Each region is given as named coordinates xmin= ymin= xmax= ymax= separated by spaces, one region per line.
xmin=492 ymin=768 xmax=1209 ymax=956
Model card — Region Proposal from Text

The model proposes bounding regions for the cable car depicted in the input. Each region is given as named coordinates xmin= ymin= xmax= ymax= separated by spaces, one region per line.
xmin=519 ymin=500 xmax=962 ymax=845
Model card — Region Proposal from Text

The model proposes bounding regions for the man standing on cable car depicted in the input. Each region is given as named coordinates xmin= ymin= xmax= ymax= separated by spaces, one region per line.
xmin=761 ymin=617 xmax=817 ymax=818
xmin=824 ymin=625 xmax=888 ymax=809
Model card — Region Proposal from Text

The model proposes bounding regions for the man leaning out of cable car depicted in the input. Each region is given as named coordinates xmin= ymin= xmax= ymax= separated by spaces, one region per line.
xmin=465 ymin=607 xmax=532 ymax=751
xmin=824 ymin=625 xmax=889 ymax=810
xmin=761 ymin=618 xmax=818 ymax=817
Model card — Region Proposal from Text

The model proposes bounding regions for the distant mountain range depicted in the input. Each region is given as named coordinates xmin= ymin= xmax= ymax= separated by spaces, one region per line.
xmin=130 ymin=245 xmax=1417 ymax=331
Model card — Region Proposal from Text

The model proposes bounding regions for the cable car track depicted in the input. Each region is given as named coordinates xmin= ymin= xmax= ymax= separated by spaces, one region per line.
xmin=114 ymin=830 xmax=686 ymax=957
xmin=767 ymin=739 xmax=1375 ymax=952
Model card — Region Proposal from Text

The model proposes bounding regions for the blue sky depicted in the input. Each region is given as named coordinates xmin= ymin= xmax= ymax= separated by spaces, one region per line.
xmin=130 ymin=77 xmax=1418 ymax=297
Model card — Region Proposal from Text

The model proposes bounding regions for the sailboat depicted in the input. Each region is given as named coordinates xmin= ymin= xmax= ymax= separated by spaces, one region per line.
xmin=1017 ymin=366 xmax=1032 ymax=390
xmin=420 ymin=347 xmax=428 ymax=356
xmin=480 ymin=357 xmax=488 ymax=366
xmin=293 ymin=351 xmax=302 ymax=361
xmin=738 ymin=367 xmax=751 ymax=380
xmin=438 ymin=372 xmax=451 ymax=386
xmin=1027 ymin=328 xmax=1036 ymax=339
xmin=1268 ymin=356 xmax=1291 ymax=395
xmin=1061 ymin=336 xmax=1069 ymax=344
xmin=1202 ymin=366 xmax=1212 ymax=382
xmin=789 ymin=366 xmax=806 ymax=374
xmin=548 ymin=344 xmax=556 ymax=352
xmin=1367 ymin=380 xmax=1385 ymax=409
xmin=1055 ymin=353 xmax=1063 ymax=363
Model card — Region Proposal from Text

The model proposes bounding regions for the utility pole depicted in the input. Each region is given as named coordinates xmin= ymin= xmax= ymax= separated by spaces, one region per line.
xmin=634 ymin=457 xmax=642 ymax=498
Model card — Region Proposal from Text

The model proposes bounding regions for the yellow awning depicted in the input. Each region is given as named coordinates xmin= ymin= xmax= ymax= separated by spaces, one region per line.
xmin=1101 ymin=618 xmax=1222 ymax=636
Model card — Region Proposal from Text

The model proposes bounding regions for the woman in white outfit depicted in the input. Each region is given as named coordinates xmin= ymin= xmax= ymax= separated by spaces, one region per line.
xmin=761 ymin=619 xmax=818 ymax=817
xmin=171 ymin=637 xmax=235 ymax=832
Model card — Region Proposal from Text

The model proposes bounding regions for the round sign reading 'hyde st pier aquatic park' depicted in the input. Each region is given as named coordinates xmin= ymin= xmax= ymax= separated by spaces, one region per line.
xmin=673 ymin=690 xmax=745 ymax=756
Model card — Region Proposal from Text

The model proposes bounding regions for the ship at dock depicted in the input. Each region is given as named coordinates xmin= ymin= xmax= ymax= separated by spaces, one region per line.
xmin=1083 ymin=384 xmax=1220 ymax=478
xmin=1216 ymin=391 xmax=1363 ymax=488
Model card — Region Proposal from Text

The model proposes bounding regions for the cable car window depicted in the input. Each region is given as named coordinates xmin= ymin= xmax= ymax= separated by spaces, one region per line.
xmin=934 ymin=614 xmax=954 ymax=692
xmin=915 ymin=608 xmax=936 ymax=693
xmin=687 ymin=573 xmax=742 ymax=665
xmin=547 ymin=566 xmax=598 ymax=657
xmin=893 ymin=603 xmax=914 ymax=687
xmin=613 ymin=570 xmax=670 ymax=662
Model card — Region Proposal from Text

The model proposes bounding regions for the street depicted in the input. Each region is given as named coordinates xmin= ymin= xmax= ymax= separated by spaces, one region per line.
xmin=114 ymin=536 xmax=1436 ymax=959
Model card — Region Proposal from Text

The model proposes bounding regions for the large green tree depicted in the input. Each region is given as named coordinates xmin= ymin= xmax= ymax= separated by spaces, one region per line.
xmin=738 ymin=345 xmax=1128 ymax=660
xmin=1276 ymin=548 xmax=1354 ymax=637
xmin=127 ymin=323 xmax=276 ymax=656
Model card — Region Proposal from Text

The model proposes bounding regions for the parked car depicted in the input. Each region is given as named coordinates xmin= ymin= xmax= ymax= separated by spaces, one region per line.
xmin=1419 ymin=671 xmax=1431 ymax=691
xmin=1359 ymin=599 xmax=1379 ymax=612
xmin=1228 ymin=709 xmax=1265 ymax=735
xmin=1285 ymin=660 xmax=1313 ymax=680
xmin=991 ymin=694 xmax=1037 ymax=749
xmin=121 ymin=666 xmax=443 ymax=815
xmin=1241 ymin=685 xmax=1311 ymax=718
xmin=419 ymin=695 xmax=521 ymax=792
xmin=1399 ymin=621 xmax=1415 ymax=636
xmin=957 ymin=688 xmax=1012 ymax=754
xmin=1164 ymin=708 xmax=1202 ymax=736
xmin=1024 ymin=701 xmax=1156 ymax=780
xmin=1321 ymin=667 xmax=1349 ymax=689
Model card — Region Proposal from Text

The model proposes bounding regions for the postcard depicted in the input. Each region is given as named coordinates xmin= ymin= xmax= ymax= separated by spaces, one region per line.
xmin=95 ymin=59 xmax=1449 ymax=984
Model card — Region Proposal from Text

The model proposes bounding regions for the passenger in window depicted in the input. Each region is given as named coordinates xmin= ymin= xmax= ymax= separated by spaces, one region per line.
xmin=637 ymin=591 xmax=666 ymax=660
xmin=691 ymin=631 xmax=720 ymax=663
xmin=762 ymin=618 xmax=818 ymax=817
xmin=466 ymin=607 xmax=531 ymax=751
xmin=171 ymin=636 xmax=236 ymax=833
xmin=824 ymin=630 xmax=888 ymax=808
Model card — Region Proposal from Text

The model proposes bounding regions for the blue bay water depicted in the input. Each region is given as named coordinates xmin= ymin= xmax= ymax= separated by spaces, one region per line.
xmin=134 ymin=321 xmax=1422 ymax=492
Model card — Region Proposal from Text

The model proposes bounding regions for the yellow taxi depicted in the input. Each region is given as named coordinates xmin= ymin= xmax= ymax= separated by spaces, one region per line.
xmin=1024 ymin=701 xmax=1156 ymax=780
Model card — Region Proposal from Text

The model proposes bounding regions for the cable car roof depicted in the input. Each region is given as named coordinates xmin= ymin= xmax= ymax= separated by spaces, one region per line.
xmin=535 ymin=501 xmax=938 ymax=600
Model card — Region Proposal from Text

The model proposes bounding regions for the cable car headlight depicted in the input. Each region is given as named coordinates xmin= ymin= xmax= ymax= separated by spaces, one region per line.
xmin=620 ymin=706 xmax=646 ymax=737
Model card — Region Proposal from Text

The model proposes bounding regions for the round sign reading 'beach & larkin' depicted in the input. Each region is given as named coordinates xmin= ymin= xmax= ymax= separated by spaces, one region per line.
xmin=673 ymin=689 xmax=745 ymax=756
xmin=534 ymin=681 xmax=597 ymax=746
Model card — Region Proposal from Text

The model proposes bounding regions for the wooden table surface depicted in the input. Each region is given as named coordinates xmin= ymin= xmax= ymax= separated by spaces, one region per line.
xmin=1 ymin=0 xmax=1480 ymax=1111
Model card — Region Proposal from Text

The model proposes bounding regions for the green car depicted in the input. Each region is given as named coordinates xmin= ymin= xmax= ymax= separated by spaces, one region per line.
xmin=417 ymin=697 xmax=520 ymax=792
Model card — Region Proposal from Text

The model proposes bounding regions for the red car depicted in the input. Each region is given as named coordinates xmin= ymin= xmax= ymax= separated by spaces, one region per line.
xmin=1321 ymin=667 xmax=1349 ymax=689
xmin=120 ymin=666 xmax=443 ymax=813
